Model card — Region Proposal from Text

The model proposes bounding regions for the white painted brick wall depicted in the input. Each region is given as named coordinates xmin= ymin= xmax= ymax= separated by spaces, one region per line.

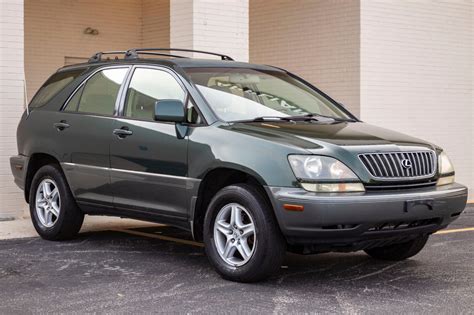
xmin=170 ymin=0 xmax=194 ymax=53
xmin=193 ymin=0 xmax=248 ymax=62
xmin=171 ymin=0 xmax=248 ymax=61
xmin=360 ymin=0 xmax=473 ymax=196
xmin=250 ymin=0 xmax=361 ymax=115
xmin=0 ymin=0 xmax=27 ymax=219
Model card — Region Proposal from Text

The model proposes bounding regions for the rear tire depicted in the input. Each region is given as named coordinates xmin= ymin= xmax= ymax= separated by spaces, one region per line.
xmin=364 ymin=235 xmax=429 ymax=261
xmin=203 ymin=184 xmax=286 ymax=282
xmin=29 ymin=164 xmax=84 ymax=241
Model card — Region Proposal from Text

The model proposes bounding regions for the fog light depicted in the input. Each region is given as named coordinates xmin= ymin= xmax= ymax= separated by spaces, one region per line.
xmin=301 ymin=182 xmax=365 ymax=192
xmin=437 ymin=175 xmax=455 ymax=186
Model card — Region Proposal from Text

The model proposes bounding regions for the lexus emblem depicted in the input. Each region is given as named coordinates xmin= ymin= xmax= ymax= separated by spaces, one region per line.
xmin=401 ymin=159 xmax=412 ymax=169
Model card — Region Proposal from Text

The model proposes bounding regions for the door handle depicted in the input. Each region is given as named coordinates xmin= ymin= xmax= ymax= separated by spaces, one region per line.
xmin=53 ymin=121 xmax=70 ymax=131
xmin=113 ymin=127 xmax=133 ymax=138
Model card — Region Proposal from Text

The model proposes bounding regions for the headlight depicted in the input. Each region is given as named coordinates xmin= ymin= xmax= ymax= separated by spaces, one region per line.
xmin=288 ymin=155 xmax=364 ymax=192
xmin=437 ymin=151 xmax=455 ymax=186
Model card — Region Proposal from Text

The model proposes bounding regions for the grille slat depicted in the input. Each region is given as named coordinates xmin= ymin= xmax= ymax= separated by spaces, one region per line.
xmin=414 ymin=153 xmax=422 ymax=176
xmin=359 ymin=151 xmax=436 ymax=180
xmin=388 ymin=154 xmax=401 ymax=177
xmin=381 ymin=154 xmax=395 ymax=177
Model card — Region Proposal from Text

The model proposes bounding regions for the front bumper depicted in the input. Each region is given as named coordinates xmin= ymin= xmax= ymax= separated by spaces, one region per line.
xmin=266 ymin=183 xmax=467 ymax=252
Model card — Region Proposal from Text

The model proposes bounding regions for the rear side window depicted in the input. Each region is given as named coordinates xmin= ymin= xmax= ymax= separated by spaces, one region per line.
xmin=29 ymin=69 xmax=85 ymax=108
xmin=65 ymin=68 xmax=128 ymax=116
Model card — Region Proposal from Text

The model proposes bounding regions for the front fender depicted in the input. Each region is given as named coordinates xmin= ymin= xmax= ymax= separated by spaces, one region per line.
xmin=188 ymin=124 xmax=307 ymax=187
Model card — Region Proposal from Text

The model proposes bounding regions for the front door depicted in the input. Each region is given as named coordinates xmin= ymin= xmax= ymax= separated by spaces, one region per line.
xmin=110 ymin=67 xmax=190 ymax=219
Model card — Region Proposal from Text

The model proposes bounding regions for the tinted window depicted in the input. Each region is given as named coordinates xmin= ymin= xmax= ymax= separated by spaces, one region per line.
xmin=124 ymin=68 xmax=185 ymax=121
xmin=184 ymin=67 xmax=351 ymax=122
xmin=29 ymin=69 xmax=85 ymax=108
xmin=77 ymin=68 xmax=128 ymax=116
xmin=64 ymin=85 xmax=84 ymax=112
xmin=187 ymin=99 xmax=202 ymax=124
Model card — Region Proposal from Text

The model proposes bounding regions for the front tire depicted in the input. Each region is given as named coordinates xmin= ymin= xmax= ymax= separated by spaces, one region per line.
xmin=29 ymin=164 xmax=84 ymax=241
xmin=203 ymin=184 xmax=286 ymax=282
xmin=364 ymin=235 xmax=429 ymax=261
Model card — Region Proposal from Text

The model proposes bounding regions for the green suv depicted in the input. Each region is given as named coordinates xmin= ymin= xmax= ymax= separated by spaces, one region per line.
xmin=10 ymin=48 xmax=467 ymax=282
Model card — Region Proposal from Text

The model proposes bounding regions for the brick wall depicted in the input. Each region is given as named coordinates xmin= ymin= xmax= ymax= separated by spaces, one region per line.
xmin=171 ymin=0 xmax=248 ymax=61
xmin=142 ymin=0 xmax=170 ymax=47
xmin=250 ymin=0 xmax=360 ymax=115
xmin=360 ymin=0 xmax=473 ymax=195
xmin=0 ymin=0 xmax=27 ymax=219
xmin=24 ymin=0 xmax=143 ymax=100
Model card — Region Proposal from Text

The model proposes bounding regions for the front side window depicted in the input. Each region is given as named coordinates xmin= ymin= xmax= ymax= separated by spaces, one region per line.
xmin=124 ymin=68 xmax=186 ymax=121
xmin=68 ymin=68 xmax=128 ymax=116
xmin=184 ymin=67 xmax=352 ymax=122
xmin=30 ymin=69 xmax=85 ymax=108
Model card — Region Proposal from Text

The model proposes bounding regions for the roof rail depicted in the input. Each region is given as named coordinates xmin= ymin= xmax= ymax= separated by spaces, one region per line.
xmin=125 ymin=48 xmax=234 ymax=61
xmin=88 ymin=48 xmax=234 ymax=63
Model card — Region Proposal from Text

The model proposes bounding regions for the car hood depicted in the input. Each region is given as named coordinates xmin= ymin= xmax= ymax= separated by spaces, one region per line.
xmin=223 ymin=121 xmax=436 ymax=151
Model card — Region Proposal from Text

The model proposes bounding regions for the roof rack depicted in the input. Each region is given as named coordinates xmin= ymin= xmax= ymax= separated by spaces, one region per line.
xmin=88 ymin=48 xmax=234 ymax=63
xmin=88 ymin=51 xmax=127 ymax=63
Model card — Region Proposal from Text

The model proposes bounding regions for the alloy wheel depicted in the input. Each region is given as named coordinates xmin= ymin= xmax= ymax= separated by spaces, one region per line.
xmin=213 ymin=203 xmax=256 ymax=266
xmin=35 ymin=178 xmax=61 ymax=228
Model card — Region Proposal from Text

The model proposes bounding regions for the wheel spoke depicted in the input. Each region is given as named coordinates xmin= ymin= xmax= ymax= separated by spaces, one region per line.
xmin=36 ymin=199 xmax=47 ymax=208
xmin=241 ymin=223 xmax=255 ymax=238
xmin=222 ymin=239 xmax=236 ymax=258
xmin=45 ymin=210 xmax=53 ymax=225
xmin=50 ymin=203 xmax=60 ymax=217
xmin=51 ymin=188 xmax=59 ymax=201
xmin=231 ymin=206 xmax=244 ymax=227
xmin=230 ymin=206 xmax=237 ymax=226
xmin=43 ymin=181 xmax=52 ymax=197
xmin=216 ymin=220 xmax=232 ymax=236
xmin=236 ymin=243 xmax=251 ymax=260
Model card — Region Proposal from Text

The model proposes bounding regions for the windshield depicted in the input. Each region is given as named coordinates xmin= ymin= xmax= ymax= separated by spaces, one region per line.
xmin=184 ymin=67 xmax=352 ymax=122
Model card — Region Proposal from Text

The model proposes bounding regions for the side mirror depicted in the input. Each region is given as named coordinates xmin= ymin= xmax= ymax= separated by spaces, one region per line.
xmin=154 ymin=99 xmax=185 ymax=123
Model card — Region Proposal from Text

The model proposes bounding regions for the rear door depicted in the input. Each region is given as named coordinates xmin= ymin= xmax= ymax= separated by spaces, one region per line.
xmin=109 ymin=66 xmax=191 ymax=219
xmin=59 ymin=66 xmax=130 ymax=207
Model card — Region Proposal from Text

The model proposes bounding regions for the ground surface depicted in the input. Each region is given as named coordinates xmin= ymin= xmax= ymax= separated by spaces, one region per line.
xmin=0 ymin=206 xmax=473 ymax=314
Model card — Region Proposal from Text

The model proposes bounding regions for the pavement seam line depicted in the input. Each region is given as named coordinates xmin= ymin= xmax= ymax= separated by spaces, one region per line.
xmin=112 ymin=229 xmax=205 ymax=247
xmin=434 ymin=227 xmax=474 ymax=235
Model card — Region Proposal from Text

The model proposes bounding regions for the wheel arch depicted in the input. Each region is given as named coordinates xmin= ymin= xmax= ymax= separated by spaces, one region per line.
xmin=191 ymin=166 xmax=274 ymax=241
xmin=24 ymin=153 xmax=62 ymax=203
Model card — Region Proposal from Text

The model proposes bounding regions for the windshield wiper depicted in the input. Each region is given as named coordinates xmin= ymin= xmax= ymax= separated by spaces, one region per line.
xmin=233 ymin=116 xmax=295 ymax=123
xmin=232 ymin=114 xmax=356 ymax=124
xmin=286 ymin=113 xmax=356 ymax=122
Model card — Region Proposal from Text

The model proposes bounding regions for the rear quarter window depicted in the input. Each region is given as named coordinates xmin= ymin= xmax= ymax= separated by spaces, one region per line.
xmin=29 ymin=69 xmax=85 ymax=108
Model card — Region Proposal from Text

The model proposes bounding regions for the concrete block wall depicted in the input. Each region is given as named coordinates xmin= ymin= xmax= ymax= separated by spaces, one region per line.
xmin=360 ymin=0 xmax=473 ymax=196
xmin=250 ymin=0 xmax=361 ymax=116
xmin=0 ymin=0 xmax=27 ymax=219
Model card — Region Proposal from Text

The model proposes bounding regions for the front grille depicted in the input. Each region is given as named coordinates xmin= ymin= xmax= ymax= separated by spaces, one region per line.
xmin=359 ymin=151 xmax=436 ymax=179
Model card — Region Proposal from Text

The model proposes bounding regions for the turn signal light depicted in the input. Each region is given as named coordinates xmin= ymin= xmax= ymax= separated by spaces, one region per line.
xmin=283 ymin=204 xmax=304 ymax=212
